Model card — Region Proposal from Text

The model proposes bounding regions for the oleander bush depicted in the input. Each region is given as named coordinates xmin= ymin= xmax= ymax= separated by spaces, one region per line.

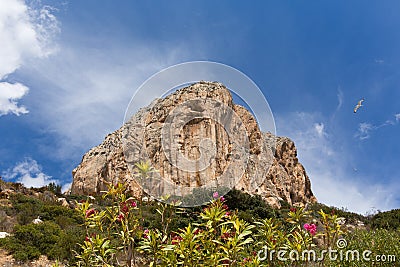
xmin=74 ymin=178 xmax=399 ymax=266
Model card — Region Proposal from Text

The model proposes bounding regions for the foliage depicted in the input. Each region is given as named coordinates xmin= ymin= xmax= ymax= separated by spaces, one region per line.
xmin=369 ymin=209 xmax=400 ymax=230
xmin=308 ymin=202 xmax=367 ymax=225
xmin=225 ymin=189 xmax=283 ymax=222
xmin=339 ymin=229 xmax=400 ymax=266
xmin=46 ymin=182 xmax=63 ymax=196
xmin=0 ymin=221 xmax=84 ymax=262
xmin=5 ymin=193 xmax=83 ymax=226
xmin=0 ymin=193 xmax=85 ymax=263
xmin=73 ymin=184 xmax=400 ymax=266
xmin=1 ymin=179 xmax=399 ymax=266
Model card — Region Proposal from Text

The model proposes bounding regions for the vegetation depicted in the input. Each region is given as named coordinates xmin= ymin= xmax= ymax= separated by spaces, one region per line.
xmin=73 ymin=183 xmax=399 ymax=266
xmin=0 ymin=192 xmax=85 ymax=263
xmin=369 ymin=209 xmax=400 ymax=230
xmin=0 ymin=170 xmax=399 ymax=266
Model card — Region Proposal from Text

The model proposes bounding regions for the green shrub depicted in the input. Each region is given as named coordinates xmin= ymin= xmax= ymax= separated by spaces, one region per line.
xmin=0 ymin=221 xmax=85 ymax=262
xmin=370 ymin=209 xmax=400 ymax=230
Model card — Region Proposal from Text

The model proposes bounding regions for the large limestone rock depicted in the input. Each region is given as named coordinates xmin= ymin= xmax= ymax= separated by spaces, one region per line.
xmin=71 ymin=81 xmax=316 ymax=207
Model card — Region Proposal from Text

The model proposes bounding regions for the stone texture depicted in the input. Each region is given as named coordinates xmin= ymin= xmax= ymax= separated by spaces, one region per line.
xmin=71 ymin=81 xmax=317 ymax=207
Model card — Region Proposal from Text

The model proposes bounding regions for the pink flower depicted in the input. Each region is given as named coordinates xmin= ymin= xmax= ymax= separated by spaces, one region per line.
xmin=220 ymin=196 xmax=225 ymax=202
xmin=225 ymin=211 xmax=231 ymax=217
xmin=303 ymin=223 xmax=317 ymax=236
xmin=143 ymin=229 xmax=149 ymax=239
xmin=130 ymin=201 xmax=137 ymax=208
xmin=85 ymin=236 xmax=91 ymax=242
xmin=213 ymin=192 xmax=219 ymax=199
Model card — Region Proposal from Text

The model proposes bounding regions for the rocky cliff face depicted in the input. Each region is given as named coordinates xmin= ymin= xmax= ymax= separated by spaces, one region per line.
xmin=71 ymin=82 xmax=316 ymax=208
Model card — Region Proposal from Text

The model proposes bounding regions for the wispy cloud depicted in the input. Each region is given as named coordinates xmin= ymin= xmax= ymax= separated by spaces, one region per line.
xmin=355 ymin=122 xmax=374 ymax=140
xmin=276 ymin=111 xmax=399 ymax=214
xmin=336 ymin=87 xmax=344 ymax=111
xmin=22 ymin=39 xmax=200 ymax=161
xmin=314 ymin=122 xmax=325 ymax=137
xmin=355 ymin=114 xmax=400 ymax=140
xmin=2 ymin=157 xmax=57 ymax=188
xmin=0 ymin=0 xmax=59 ymax=116
xmin=330 ymin=87 xmax=344 ymax=122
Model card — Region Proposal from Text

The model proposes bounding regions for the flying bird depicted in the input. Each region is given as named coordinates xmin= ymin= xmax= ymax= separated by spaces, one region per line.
xmin=354 ymin=99 xmax=364 ymax=113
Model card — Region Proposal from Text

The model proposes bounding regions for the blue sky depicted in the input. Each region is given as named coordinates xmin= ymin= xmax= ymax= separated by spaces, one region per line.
xmin=1 ymin=0 xmax=399 ymax=214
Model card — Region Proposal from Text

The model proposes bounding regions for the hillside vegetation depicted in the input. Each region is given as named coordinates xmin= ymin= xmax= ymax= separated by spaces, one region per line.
xmin=0 ymin=177 xmax=399 ymax=266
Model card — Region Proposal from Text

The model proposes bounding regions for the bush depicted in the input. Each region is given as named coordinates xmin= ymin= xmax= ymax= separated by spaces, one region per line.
xmin=370 ymin=209 xmax=400 ymax=230
xmin=1 ymin=238 xmax=41 ymax=262
xmin=0 ymin=193 xmax=85 ymax=263
xmin=73 ymin=182 xmax=400 ymax=266
xmin=0 ymin=221 xmax=85 ymax=262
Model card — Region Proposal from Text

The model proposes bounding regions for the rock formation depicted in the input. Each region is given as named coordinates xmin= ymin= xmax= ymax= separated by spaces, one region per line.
xmin=71 ymin=81 xmax=316 ymax=208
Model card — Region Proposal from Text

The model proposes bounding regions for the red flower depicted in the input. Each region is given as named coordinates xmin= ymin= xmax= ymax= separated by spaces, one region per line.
xmin=85 ymin=236 xmax=91 ymax=242
xmin=222 ymin=204 xmax=229 ymax=210
xmin=172 ymin=235 xmax=183 ymax=245
xmin=290 ymin=207 xmax=296 ymax=212
xmin=221 ymin=231 xmax=234 ymax=240
xmin=193 ymin=228 xmax=200 ymax=235
xmin=220 ymin=196 xmax=225 ymax=202
xmin=85 ymin=208 xmax=96 ymax=218
xmin=130 ymin=201 xmax=137 ymax=208
xmin=117 ymin=213 xmax=124 ymax=222
xmin=121 ymin=202 xmax=129 ymax=214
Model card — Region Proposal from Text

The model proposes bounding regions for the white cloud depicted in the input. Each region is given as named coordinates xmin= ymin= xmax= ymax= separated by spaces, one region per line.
xmin=314 ymin=122 xmax=325 ymax=137
xmin=23 ymin=42 xmax=199 ymax=160
xmin=276 ymin=112 xmax=399 ymax=214
xmin=0 ymin=82 xmax=29 ymax=115
xmin=2 ymin=158 xmax=57 ymax=188
xmin=355 ymin=114 xmax=400 ymax=140
xmin=336 ymin=87 xmax=343 ymax=111
xmin=355 ymin=122 xmax=374 ymax=140
xmin=0 ymin=0 xmax=59 ymax=116
xmin=61 ymin=182 xmax=72 ymax=193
